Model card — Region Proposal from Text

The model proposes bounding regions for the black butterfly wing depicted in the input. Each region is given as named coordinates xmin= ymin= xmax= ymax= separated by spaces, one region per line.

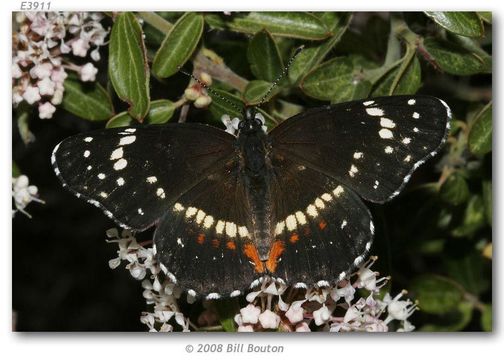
xmin=265 ymin=154 xmax=372 ymax=286
xmin=52 ymin=124 xmax=236 ymax=231
xmin=269 ymin=95 xmax=451 ymax=203
xmin=154 ymin=159 xmax=261 ymax=297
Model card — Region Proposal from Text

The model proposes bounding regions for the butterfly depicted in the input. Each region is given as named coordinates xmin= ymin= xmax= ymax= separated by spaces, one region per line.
xmin=52 ymin=95 xmax=451 ymax=299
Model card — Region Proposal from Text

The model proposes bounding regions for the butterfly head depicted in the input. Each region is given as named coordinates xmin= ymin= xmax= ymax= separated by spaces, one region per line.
xmin=238 ymin=107 xmax=267 ymax=135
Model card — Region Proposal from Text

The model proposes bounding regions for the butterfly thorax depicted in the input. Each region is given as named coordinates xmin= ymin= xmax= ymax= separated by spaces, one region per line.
xmin=237 ymin=121 xmax=274 ymax=261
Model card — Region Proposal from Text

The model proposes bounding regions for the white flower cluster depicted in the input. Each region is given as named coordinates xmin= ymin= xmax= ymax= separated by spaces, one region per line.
xmin=106 ymin=228 xmax=191 ymax=332
xmin=184 ymin=72 xmax=213 ymax=109
xmin=12 ymin=174 xmax=43 ymax=218
xmin=236 ymin=257 xmax=417 ymax=332
xmin=12 ymin=12 xmax=108 ymax=119
xmin=107 ymin=229 xmax=417 ymax=332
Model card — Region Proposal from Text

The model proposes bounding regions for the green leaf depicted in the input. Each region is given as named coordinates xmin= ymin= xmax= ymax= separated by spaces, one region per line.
xmin=424 ymin=12 xmax=484 ymax=37
xmin=208 ymin=89 xmax=244 ymax=122
xmin=152 ymin=12 xmax=204 ymax=78
xmin=440 ymin=173 xmax=470 ymax=206
xmin=300 ymin=56 xmax=372 ymax=102
xmin=372 ymin=55 xmax=421 ymax=96
xmin=288 ymin=13 xmax=352 ymax=84
xmin=445 ymin=253 xmax=489 ymax=295
xmin=16 ymin=105 xmax=35 ymax=144
xmin=481 ymin=304 xmax=492 ymax=331
xmin=478 ymin=12 xmax=492 ymax=24
xmin=227 ymin=12 xmax=331 ymax=40
xmin=452 ymin=195 xmax=486 ymax=237
xmin=468 ymin=102 xmax=492 ymax=155
xmin=423 ymin=37 xmax=490 ymax=76
xmin=106 ymin=100 xmax=176 ymax=128
xmin=247 ymin=30 xmax=284 ymax=82
xmin=419 ymin=302 xmax=473 ymax=332
xmin=12 ymin=162 xmax=21 ymax=177
xmin=242 ymin=80 xmax=279 ymax=105
xmin=411 ymin=274 xmax=464 ymax=314
xmin=62 ymin=78 xmax=114 ymax=121
xmin=109 ymin=12 xmax=150 ymax=120
xmin=482 ymin=180 xmax=492 ymax=226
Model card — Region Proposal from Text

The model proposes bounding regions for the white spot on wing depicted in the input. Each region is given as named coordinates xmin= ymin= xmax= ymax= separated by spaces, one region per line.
xmin=84 ymin=137 xmax=93 ymax=142
xmin=203 ymin=215 xmax=214 ymax=229
xmin=314 ymin=197 xmax=325 ymax=209
xmin=412 ymin=112 xmax=420 ymax=119
xmin=404 ymin=155 xmax=412 ymax=162
xmin=385 ymin=146 xmax=393 ymax=154
xmin=275 ymin=221 xmax=286 ymax=235
xmin=185 ymin=207 xmax=197 ymax=218
xmin=238 ymin=226 xmax=249 ymax=238
xmin=83 ymin=150 xmax=90 ymax=158
xmin=119 ymin=135 xmax=136 ymax=145
xmin=353 ymin=152 xmax=363 ymax=159
xmin=321 ymin=193 xmax=333 ymax=202
xmin=146 ymin=176 xmax=157 ymax=184
xmin=116 ymin=177 xmax=125 ymax=186
xmin=333 ymin=186 xmax=344 ymax=197
xmin=99 ymin=192 xmax=108 ymax=198
xmin=402 ymin=137 xmax=411 ymax=145
xmin=225 ymin=222 xmax=237 ymax=238
xmin=113 ymin=159 xmax=127 ymax=170
xmin=98 ymin=173 xmax=106 ymax=180
xmin=125 ymin=128 xmax=136 ymax=133
xmin=413 ymin=127 xmax=419 ymax=132
xmin=286 ymin=215 xmax=297 ymax=231
xmin=196 ymin=210 xmax=206 ymax=224
xmin=363 ymin=100 xmax=375 ymax=106
xmin=306 ymin=205 xmax=318 ymax=218
xmin=380 ymin=117 xmax=396 ymax=128
xmin=379 ymin=128 xmax=394 ymax=139
xmin=87 ymin=165 xmax=92 ymax=171
xmin=366 ymin=107 xmax=384 ymax=116
xmin=138 ymin=208 xmax=144 ymax=215
xmin=216 ymin=220 xmax=225 ymax=234
xmin=110 ymin=147 xmax=123 ymax=160
xmin=295 ymin=211 xmax=307 ymax=225
xmin=408 ymin=99 xmax=416 ymax=105
xmin=349 ymin=164 xmax=358 ymax=177
xmin=156 ymin=188 xmax=165 ymax=199
xmin=174 ymin=203 xmax=185 ymax=212
xmin=341 ymin=220 xmax=347 ymax=229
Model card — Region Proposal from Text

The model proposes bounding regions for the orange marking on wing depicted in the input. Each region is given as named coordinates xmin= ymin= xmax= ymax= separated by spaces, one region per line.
xmin=211 ymin=239 xmax=220 ymax=248
xmin=289 ymin=232 xmax=300 ymax=243
xmin=197 ymin=233 xmax=206 ymax=244
xmin=243 ymin=243 xmax=265 ymax=273
xmin=266 ymin=240 xmax=285 ymax=273
xmin=226 ymin=241 xmax=236 ymax=250
xmin=318 ymin=220 xmax=328 ymax=230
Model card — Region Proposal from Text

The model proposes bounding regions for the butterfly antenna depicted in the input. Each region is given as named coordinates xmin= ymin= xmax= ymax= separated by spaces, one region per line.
xmin=258 ymin=45 xmax=304 ymax=107
xmin=178 ymin=67 xmax=244 ymax=115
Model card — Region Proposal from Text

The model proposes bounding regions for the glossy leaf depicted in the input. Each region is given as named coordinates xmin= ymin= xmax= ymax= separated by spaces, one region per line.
xmin=481 ymin=304 xmax=492 ymax=331
xmin=372 ymin=55 xmax=421 ymax=96
xmin=440 ymin=173 xmax=470 ymax=206
xmin=227 ymin=12 xmax=331 ymax=40
xmin=242 ymin=80 xmax=279 ymax=105
xmin=247 ymin=30 xmax=284 ymax=82
xmin=482 ymin=181 xmax=492 ymax=226
xmin=420 ymin=302 xmax=473 ymax=332
xmin=289 ymin=13 xmax=352 ymax=84
xmin=106 ymin=100 xmax=176 ymax=128
xmin=452 ymin=195 xmax=486 ymax=237
xmin=300 ymin=56 xmax=372 ymax=102
xmin=152 ymin=13 xmax=204 ymax=78
xmin=62 ymin=78 xmax=114 ymax=121
xmin=208 ymin=89 xmax=244 ymax=122
xmin=424 ymin=12 xmax=484 ymax=37
xmin=468 ymin=103 xmax=492 ymax=155
xmin=109 ymin=12 xmax=150 ymax=120
xmin=411 ymin=274 xmax=464 ymax=314
xmin=423 ymin=37 xmax=490 ymax=76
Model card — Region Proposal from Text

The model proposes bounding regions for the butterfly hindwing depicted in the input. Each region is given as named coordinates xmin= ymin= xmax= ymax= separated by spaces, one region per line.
xmin=52 ymin=124 xmax=235 ymax=231
xmin=269 ymin=95 xmax=451 ymax=203
xmin=155 ymin=160 xmax=259 ymax=297
xmin=266 ymin=154 xmax=372 ymax=285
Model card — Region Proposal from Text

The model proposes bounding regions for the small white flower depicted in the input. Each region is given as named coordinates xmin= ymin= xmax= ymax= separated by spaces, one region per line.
xmin=258 ymin=309 xmax=280 ymax=329
xmin=38 ymin=77 xmax=56 ymax=96
xmin=330 ymin=281 xmax=355 ymax=304
xmin=285 ymin=300 xmax=305 ymax=324
xmin=221 ymin=114 xmax=241 ymax=135
xmin=295 ymin=322 xmax=311 ymax=332
xmin=385 ymin=291 xmax=418 ymax=322
xmin=313 ymin=304 xmax=331 ymax=326
xmin=237 ymin=324 xmax=254 ymax=332
xmin=30 ymin=62 xmax=53 ymax=79
xmin=239 ymin=304 xmax=261 ymax=324
xmin=71 ymin=38 xmax=90 ymax=57
xmin=23 ymin=86 xmax=41 ymax=104
xmin=38 ymin=102 xmax=56 ymax=119
xmin=79 ymin=63 xmax=98 ymax=82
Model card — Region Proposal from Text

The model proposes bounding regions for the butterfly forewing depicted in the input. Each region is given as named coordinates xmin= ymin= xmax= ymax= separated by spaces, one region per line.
xmin=52 ymin=124 xmax=236 ymax=231
xmin=269 ymin=95 xmax=451 ymax=203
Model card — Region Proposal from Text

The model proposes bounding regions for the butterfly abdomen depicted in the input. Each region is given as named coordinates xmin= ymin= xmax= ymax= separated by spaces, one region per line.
xmin=238 ymin=130 xmax=274 ymax=261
